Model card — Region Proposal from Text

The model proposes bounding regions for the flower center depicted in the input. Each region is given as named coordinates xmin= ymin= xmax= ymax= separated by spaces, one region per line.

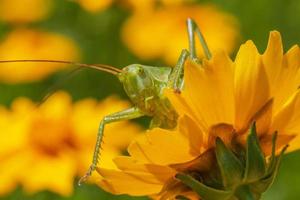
xmin=29 ymin=118 xmax=77 ymax=156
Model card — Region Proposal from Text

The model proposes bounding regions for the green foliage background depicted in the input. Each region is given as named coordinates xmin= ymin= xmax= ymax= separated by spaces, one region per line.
xmin=0 ymin=0 xmax=300 ymax=199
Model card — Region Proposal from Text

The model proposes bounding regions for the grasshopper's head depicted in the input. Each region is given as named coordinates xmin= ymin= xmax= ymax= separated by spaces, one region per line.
xmin=118 ymin=64 xmax=155 ymax=99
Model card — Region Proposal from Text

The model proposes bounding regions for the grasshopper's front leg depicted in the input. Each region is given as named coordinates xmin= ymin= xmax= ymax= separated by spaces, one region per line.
xmin=168 ymin=49 xmax=189 ymax=92
xmin=168 ymin=18 xmax=212 ymax=92
xmin=187 ymin=18 xmax=212 ymax=60
xmin=78 ymin=107 xmax=144 ymax=185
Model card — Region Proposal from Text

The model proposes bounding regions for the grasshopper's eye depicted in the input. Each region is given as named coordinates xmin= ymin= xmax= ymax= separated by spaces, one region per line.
xmin=138 ymin=67 xmax=146 ymax=78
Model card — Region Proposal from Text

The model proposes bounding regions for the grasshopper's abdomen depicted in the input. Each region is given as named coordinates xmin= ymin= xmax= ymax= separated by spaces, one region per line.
xmin=118 ymin=64 xmax=178 ymax=129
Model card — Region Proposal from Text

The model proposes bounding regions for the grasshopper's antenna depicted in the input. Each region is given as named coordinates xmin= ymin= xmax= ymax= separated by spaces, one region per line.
xmin=0 ymin=59 xmax=123 ymax=106
xmin=37 ymin=66 xmax=83 ymax=106
xmin=0 ymin=59 xmax=123 ymax=75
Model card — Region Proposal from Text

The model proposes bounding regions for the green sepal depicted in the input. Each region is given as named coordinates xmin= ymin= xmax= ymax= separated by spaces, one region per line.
xmin=235 ymin=185 xmax=259 ymax=200
xmin=175 ymin=195 xmax=191 ymax=200
xmin=177 ymin=127 xmax=287 ymax=200
xmin=250 ymin=132 xmax=278 ymax=193
xmin=266 ymin=132 xmax=278 ymax=174
xmin=251 ymin=144 xmax=288 ymax=193
xmin=176 ymin=173 xmax=233 ymax=200
xmin=215 ymin=137 xmax=243 ymax=188
xmin=244 ymin=123 xmax=266 ymax=182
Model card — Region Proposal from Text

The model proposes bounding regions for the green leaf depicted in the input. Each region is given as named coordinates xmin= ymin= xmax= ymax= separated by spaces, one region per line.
xmin=244 ymin=123 xmax=266 ymax=182
xmin=176 ymin=173 xmax=233 ymax=200
xmin=215 ymin=137 xmax=244 ymax=189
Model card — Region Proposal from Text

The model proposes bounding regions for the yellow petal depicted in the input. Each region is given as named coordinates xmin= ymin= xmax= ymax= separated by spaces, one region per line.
xmin=121 ymin=5 xmax=239 ymax=65
xmin=234 ymin=40 xmax=270 ymax=132
xmin=252 ymin=98 xmax=273 ymax=135
xmin=178 ymin=115 xmax=204 ymax=154
xmin=0 ymin=0 xmax=52 ymax=23
xmin=268 ymin=90 xmax=300 ymax=152
xmin=0 ymin=29 xmax=80 ymax=83
xmin=0 ymin=153 xmax=27 ymax=195
xmin=208 ymin=123 xmax=235 ymax=147
xmin=128 ymin=128 xmax=196 ymax=165
xmin=260 ymin=134 xmax=294 ymax=155
xmin=38 ymin=91 xmax=72 ymax=119
xmin=0 ymin=109 xmax=29 ymax=156
xmin=271 ymin=90 xmax=300 ymax=136
xmin=287 ymin=134 xmax=300 ymax=152
xmin=165 ymin=88 xmax=200 ymax=127
xmin=114 ymin=156 xmax=175 ymax=183
xmin=77 ymin=0 xmax=113 ymax=12
xmin=121 ymin=12 xmax=167 ymax=60
xmin=273 ymin=45 xmax=300 ymax=112
xmin=166 ymin=52 xmax=234 ymax=133
xmin=96 ymin=168 xmax=164 ymax=196
xmin=263 ymin=31 xmax=283 ymax=96
xmin=71 ymin=96 xmax=139 ymax=150
xmin=21 ymin=152 xmax=76 ymax=196
xmin=236 ymin=99 xmax=273 ymax=146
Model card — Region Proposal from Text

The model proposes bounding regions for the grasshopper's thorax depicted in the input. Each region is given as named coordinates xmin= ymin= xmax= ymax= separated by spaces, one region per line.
xmin=118 ymin=64 xmax=178 ymax=129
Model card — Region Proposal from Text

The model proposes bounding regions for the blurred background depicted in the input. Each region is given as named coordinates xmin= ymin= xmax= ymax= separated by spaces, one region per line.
xmin=0 ymin=0 xmax=299 ymax=199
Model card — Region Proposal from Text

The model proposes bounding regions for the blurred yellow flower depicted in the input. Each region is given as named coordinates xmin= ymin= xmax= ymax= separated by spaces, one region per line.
xmin=0 ymin=0 xmax=53 ymax=24
xmin=76 ymin=0 xmax=194 ymax=13
xmin=95 ymin=31 xmax=300 ymax=198
xmin=125 ymin=0 xmax=195 ymax=11
xmin=0 ymin=92 xmax=141 ymax=196
xmin=122 ymin=4 xmax=239 ymax=65
xmin=76 ymin=0 xmax=114 ymax=13
xmin=0 ymin=29 xmax=80 ymax=84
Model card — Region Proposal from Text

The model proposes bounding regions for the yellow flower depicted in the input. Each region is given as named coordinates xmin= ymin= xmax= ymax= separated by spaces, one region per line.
xmin=95 ymin=31 xmax=300 ymax=199
xmin=0 ymin=0 xmax=52 ymax=24
xmin=125 ymin=0 xmax=195 ymax=11
xmin=122 ymin=4 xmax=239 ymax=65
xmin=0 ymin=29 xmax=80 ymax=83
xmin=0 ymin=92 xmax=141 ymax=196
xmin=76 ymin=0 xmax=114 ymax=13
xmin=76 ymin=0 xmax=194 ymax=13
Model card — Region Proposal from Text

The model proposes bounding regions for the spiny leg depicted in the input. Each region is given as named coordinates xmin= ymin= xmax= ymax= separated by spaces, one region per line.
xmin=78 ymin=107 xmax=144 ymax=185
xmin=167 ymin=49 xmax=189 ymax=92
xmin=187 ymin=18 xmax=212 ymax=60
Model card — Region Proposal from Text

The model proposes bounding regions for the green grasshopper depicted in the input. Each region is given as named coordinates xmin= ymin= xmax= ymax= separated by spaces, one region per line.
xmin=0 ymin=18 xmax=211 ymax=185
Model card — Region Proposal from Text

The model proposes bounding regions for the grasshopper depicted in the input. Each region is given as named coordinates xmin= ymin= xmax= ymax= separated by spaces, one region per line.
xmin=0 ymin=18 xmax=211 ymax=185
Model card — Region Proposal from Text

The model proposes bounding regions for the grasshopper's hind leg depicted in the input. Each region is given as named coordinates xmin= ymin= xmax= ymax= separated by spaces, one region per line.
xmin=187 ymin=18 xmax=212 ymax=60
xmin=78 ymin=107 xmax=144 ymax=185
